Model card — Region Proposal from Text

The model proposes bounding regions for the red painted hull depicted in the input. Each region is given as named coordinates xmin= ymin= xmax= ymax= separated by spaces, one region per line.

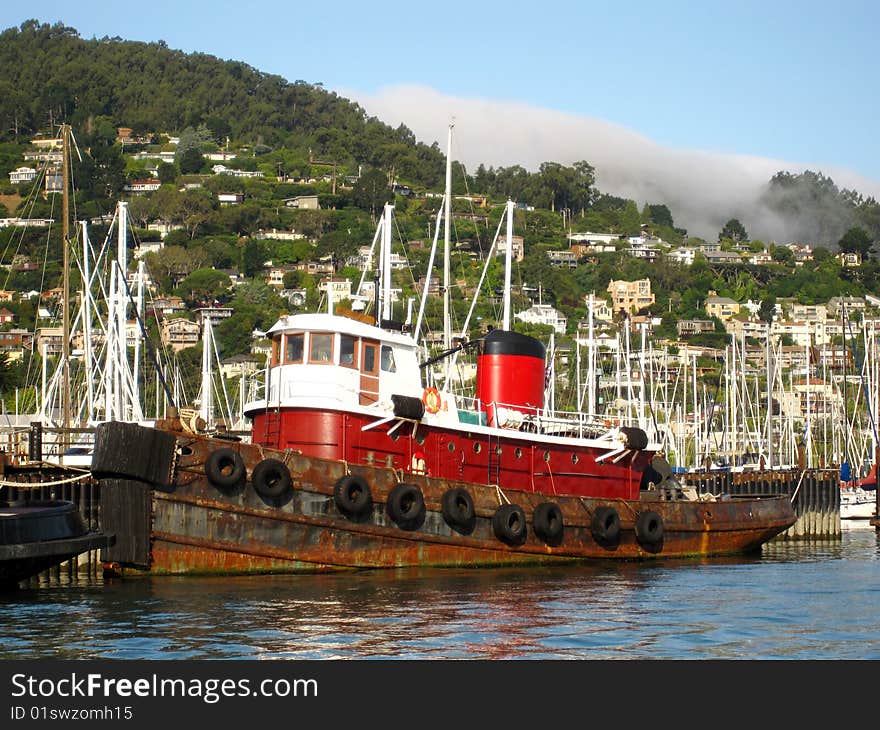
xmin=250 ymin=407 xmax=648 ymax=500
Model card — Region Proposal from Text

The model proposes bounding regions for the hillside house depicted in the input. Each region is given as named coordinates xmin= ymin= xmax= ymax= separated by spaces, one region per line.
xmin=607 ymin=279 xmax=655 ymax=315
xmin=160 ymin=318 xmax=200 ymax=352
xmin=217 ymin=192 xmax=244 ymax=205
xmin=546 ymin=250 xmax=577 ymax=268
xmin=514 ymin=303 xmax=567 ymax=334
xmin=9 ymin=167 xmax=37 ymax=184
xmin=219 ymin=353 xmax=260 ymax=379
xmin=492 ymin=235 xmax=525 ymax=262
xmin=667 ymin=248 xmax=696 ymax=266
xmin=705 ymin=292 xmax=740 ymax=321
xmin=677 ymin=319 xmax=716 ymax=337
xmin=319 ymin=277 xmax=353 ymax=305
xmin=123 ymin=179 xmax=161 ymax=194
xmin=703 ymin=250 xmax=743 ymax=265
xmin=283 ymin=195 xmax=320 ymax=210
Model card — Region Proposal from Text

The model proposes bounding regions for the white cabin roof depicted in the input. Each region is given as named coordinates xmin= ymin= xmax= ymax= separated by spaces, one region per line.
xmin=266 ymin=313 xmax=417 ymax=349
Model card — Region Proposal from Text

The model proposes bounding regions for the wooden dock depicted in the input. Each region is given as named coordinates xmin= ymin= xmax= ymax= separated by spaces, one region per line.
xmin=679 ymin=468 xmax=843 ymax=538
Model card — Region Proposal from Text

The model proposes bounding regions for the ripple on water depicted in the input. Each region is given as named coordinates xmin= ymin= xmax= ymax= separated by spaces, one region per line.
xmin=1 ymin=530 xmax=878 ymax=659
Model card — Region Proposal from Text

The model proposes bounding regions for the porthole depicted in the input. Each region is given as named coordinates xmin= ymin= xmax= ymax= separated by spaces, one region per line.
xmin=495 ymin=446 xmax=502 ymax=455
xmin=473 ymin=442 xmax=482 ymax=454
xmin=448 ymin=442 xmax=455 ymax=452
xmin=514 ymin=448 xmax=522 ymax=459
xmin=571 ymin=453 xmax=579 ymax=464
xmin=544 ymin=451 xmax=551 ymax=463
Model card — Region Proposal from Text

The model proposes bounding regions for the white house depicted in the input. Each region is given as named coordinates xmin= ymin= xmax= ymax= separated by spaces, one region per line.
xmin=9 ymin=167 xmax=37 ymax=184
xmin=212 ymin=164 xmax=264 ymax=178
xmin=667 ymin=247 xmax=695 ymax=266
xmin=514 ymin=303 xmax=567 ymax=334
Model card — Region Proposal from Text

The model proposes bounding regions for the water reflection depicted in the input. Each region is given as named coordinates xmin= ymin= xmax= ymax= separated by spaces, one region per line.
xmin=2 ymin=530 xmax=877 ymax=659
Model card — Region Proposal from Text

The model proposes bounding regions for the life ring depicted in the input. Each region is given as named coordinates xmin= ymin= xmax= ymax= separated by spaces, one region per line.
xmin=591 ymin=505 xmax=621 ymax=544
xmin=441 ymin=487 xmax=476 ymax=535
xmin=386 ymin=483 xmax=426 ymax=531
xmin=205 ymin=448 xmax=246 ymax=491
xmin=334 ymin=474 xmax=373 ymax=521
xmin=635 ymin=510 xmax=664 ymax=548
xmin=251 ymin=458 xmax=293 ymax=502
xmin=492 ymin=503 xmax=528 ymax=546
xmin=422 ymin=387 xmax=442 ymax=414
xmin=533 ymin=502 xmax=564 ymax=546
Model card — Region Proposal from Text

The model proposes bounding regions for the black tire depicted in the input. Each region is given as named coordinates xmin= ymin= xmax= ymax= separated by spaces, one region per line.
xmin=636 ymin=510 xmax=664 ymax=547
xmin=492 ymin=503 xmax=527 ymax=546
xmin=441 ymin=488 xmax=476 ymax=535
xmin=386 ymin=483 xmax=426 ymax=531
xmin=251 ymin=458 xmax=293 ymax=502
xmin=205 ymin=448 xmax=246 ymax=491
xmin=533 ymin=502 xmax=564 ymax=546
xmin=620 ymin=426 xmax=649 ymax=450
xmin=591 ymin=505 xmax=621 ymax=544
xmin=334 ymin=474 xmax=373 ymax=520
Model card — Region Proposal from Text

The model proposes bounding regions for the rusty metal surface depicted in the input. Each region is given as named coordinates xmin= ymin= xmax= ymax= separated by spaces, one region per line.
xmin=103 ymin=425 xmax=798 ymax=575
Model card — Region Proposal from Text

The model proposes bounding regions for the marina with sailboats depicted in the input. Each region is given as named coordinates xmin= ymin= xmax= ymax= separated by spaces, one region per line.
xmin=5 ymin=123 xmax=875 ymax=591
xmin=0 ymin=113 xmax=877 ymax=591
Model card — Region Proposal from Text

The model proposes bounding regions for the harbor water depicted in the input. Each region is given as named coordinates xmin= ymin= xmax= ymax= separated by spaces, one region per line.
xmin=2 ymin=525 xmax=878 ymax=660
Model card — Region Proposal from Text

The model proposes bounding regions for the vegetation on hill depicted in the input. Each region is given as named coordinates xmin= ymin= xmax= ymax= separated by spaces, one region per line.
xmin=1 ymin=19 xmax=880 ymax=408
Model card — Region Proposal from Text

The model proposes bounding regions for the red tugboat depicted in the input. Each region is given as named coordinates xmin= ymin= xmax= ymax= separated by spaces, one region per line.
xmin=91 ymin=309 xmax=796 ymax=575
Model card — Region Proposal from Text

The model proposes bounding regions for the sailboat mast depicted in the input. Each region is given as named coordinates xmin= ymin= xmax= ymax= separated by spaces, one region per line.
xmin=82 ymin=221 xmax=94 ymax=421
xmin=61 ymin=123 xmax=71 ymax=441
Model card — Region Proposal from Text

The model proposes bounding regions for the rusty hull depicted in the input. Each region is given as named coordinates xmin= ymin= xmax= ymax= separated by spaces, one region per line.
xmin=113 ymin=426 xmax=798 ymax=575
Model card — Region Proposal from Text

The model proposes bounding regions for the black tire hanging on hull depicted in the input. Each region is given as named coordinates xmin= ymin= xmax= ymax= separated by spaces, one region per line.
xmin=252 ymin=458 xmax=293 ymax=504
xmin=591 ymin=505 xmax=621 ymax=545
xmin=492 ymin=503 xmax=528 ymax=546
xmin=334 ymin=474 xmax=373 ymax=521
xmin=533 ymin=502 xmax=564 ymax=546
xmin=441 ymin=488 xmax=476 ymax=535
xmin=205 ymin=448 xmax=246 ymax=492
xmin=635 ymin=510 xmax=664 ymax=550
xmin=386 ymin=483 xmax=426 ymax=531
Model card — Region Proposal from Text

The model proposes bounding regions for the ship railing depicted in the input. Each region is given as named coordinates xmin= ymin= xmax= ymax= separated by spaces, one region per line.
xmin=452 ymin=396 xmax=632 ymax=441
xmin=0 ymin=423 xmax=96 ymax=466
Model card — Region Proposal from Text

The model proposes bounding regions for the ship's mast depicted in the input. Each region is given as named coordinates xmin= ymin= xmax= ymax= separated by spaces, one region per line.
xmin=442 ymin=122 xmax=453 ymax=386
xmin=443 ymin=122 xmax=453 ymax=352
xmin=503 ymin=200 xmax=513 ymax=330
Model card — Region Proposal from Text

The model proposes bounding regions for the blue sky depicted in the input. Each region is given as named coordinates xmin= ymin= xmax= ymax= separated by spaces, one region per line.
xmin=2 ymin=1 xmax=878 ymax=239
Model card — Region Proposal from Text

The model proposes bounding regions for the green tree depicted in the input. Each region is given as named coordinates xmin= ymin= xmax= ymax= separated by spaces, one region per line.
xmin=242 ymin=239 xmax=269 ymax=277
xmin=758 ymin=295 xmax=776 ymax=323
xmin=157 ymin=161 xmax=179 ymax=184
xmin=352 ymin=168 xmax=391 ymax=216
xmin=838 ymin=226 xmax=874 ymax=259
xmin=175 ymin=268 xmax=231 ymax=306
xmin=178 ymin=146 xmax=204 ymax=175
xmin=719 ymin=218 xmax=748 ymax=243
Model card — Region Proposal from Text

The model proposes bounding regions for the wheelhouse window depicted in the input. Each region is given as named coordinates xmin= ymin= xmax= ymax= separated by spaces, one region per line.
xmin=380 ymin=345 xmax=396 ymax=372
xmin=362 ymin=342 xmax=378 ymax=374
xmin=285 ymin=333 xmax=304 ymax=363
xmin=340 ymin=335 xmax=358 ymax=368
xmin=271 ymin=336 xmax=281 ymax=366
xmin=309 ymin=333 xmax=334 ymax=363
